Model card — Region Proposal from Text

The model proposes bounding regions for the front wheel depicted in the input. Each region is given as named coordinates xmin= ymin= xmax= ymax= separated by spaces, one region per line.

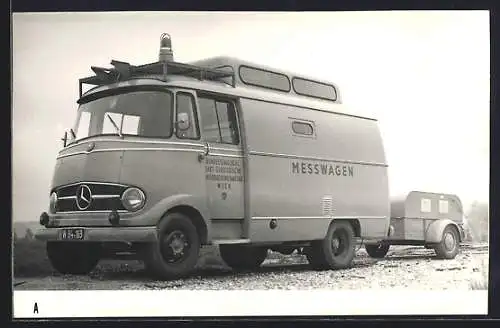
xmin=46 ymin=241 xmax=101 ymax=275
xmin=142 ymin=212 xmax=201 ymax=280
xmin=433 ymin=225 xmax=460 ymax=259
xmin=365 ymin=242 xmax=390 ymax=258
xmin=219 ymin=245 xmax=268 ymax=271
xmin=305 ymin=221 xmax=356 ymax=270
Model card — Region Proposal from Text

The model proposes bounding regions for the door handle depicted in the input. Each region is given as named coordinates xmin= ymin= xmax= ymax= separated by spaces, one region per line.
xmin=198 ymin=142 xmax=209 ymax=162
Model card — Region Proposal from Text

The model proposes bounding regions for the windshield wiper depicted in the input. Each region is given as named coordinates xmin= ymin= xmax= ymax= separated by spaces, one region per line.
xmin=106 ymin=114 xmax=123 ymax=137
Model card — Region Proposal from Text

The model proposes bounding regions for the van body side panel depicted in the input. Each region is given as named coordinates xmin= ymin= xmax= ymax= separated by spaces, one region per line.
xmin=240 ymin=98 xmax=390 ymax=242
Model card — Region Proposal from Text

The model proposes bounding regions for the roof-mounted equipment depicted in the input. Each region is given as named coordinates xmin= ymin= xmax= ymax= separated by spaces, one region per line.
xmin=78 ymin=33 xmax=236 ymax=98
xmin=159 ymin=33 xmax=174 ymax=62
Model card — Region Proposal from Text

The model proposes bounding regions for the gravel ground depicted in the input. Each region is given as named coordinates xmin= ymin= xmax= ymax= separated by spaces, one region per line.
xmin=13 ymin=243 xmax=489 ymax=291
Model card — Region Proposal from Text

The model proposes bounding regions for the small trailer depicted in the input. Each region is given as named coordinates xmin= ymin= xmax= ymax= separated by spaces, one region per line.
xmin=364 ymin=191 xmax=466 ymax=259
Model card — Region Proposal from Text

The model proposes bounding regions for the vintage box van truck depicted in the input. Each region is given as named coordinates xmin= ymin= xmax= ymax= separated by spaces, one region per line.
xmin=34 ymin=34 xmax=464 ymax=279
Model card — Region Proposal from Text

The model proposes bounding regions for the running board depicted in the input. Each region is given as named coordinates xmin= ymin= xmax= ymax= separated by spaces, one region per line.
xmin=210 ymin=239 xmax=251 ymax=245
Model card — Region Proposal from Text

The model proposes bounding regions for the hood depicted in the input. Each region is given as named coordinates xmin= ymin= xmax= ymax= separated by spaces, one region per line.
xmin=51 ymin=139 xmax=123 ymax=190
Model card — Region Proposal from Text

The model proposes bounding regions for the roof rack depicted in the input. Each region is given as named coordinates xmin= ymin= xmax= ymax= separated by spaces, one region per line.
xmin=78 ymin=59 xmax=236 ymax=98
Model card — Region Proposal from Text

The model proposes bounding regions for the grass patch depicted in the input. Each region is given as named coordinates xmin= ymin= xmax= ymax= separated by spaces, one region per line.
xmin=13 ymin=238 xmax=56 ymax=277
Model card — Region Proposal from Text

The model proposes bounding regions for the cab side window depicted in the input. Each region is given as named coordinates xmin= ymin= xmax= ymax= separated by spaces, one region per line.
xmin=176 ymin=92 xmax=199 ymax=140
xmin=198 ymin=96 xmax=239 ymax=145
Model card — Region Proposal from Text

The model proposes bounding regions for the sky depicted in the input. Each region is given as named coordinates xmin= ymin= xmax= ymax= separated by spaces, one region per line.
xmin=12 ymin=11 xmax=490 ymax=222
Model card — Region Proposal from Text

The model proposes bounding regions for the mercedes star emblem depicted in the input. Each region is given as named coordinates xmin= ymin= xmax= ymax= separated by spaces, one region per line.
xmin=87 ymin=142 xmax=95 ymax=152
xmin=76 ymin=185 xmax=92 ymax=210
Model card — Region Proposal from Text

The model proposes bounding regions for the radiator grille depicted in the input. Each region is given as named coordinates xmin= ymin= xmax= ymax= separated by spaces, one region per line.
xmin=53 ymin=182 xmax=128 ymax=213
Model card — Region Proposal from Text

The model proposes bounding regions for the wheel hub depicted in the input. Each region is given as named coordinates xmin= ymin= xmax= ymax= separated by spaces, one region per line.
xmin=443 ymin=232 xmax=455 ymax=251
xmin=162 ymin=230 xmax=189 ymax=262
xmin=332 ymin=237 xmax=340 ymax=251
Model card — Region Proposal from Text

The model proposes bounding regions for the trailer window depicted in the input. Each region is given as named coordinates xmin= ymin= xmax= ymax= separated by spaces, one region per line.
xmin=176 ymin=92 xmax=200 ymax=140
xmin=198 ymin=96 xmax=239 ymax=145
xmin=439 ymin=200 xmax=449 ymax=214
xmin=420 ymin=198 xmax=432 ymax=213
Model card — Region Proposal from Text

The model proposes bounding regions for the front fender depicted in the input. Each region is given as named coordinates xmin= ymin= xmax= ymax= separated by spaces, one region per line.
xmin=147 ymin=193 xmax=210 ymax=224
xmin=425 ymin=219 xmax=462 ymax=244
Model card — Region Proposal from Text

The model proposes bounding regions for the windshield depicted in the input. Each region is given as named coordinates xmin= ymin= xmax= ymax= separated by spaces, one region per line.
xmin=71 ymin=90 xmax=173 ymax=143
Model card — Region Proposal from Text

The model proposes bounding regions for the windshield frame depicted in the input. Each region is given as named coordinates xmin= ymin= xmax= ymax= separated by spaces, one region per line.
xmin=69 ymin=86 xmax=175 ymax=145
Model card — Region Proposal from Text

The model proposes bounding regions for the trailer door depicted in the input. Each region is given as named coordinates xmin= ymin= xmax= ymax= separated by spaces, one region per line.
xmin=197 ymin=94 xmax=245 ymax=222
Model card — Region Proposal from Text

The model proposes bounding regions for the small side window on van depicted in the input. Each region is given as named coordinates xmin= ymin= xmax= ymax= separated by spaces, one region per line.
xmin=176 ymin=93 xmax=200 ymax=140
xmin=291 ymin=121 xmax=314 ymax=136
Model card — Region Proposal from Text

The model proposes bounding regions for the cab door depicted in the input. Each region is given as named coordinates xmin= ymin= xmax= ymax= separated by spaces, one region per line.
xmin=196 ymin=93 xmax=245 ymax=227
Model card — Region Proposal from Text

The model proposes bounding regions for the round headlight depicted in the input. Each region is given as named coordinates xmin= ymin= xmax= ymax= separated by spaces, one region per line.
xmin=49 ymin=192 xmax=58 ymax=213
xmin=121 ymin=188 xmax=146 ymax=212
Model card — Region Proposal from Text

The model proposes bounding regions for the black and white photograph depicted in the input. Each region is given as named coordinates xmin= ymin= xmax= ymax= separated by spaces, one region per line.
xmin=12 ymin=10 xmax=490 ymax=317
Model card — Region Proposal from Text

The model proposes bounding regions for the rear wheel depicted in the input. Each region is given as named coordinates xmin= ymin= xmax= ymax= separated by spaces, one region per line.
xmin=365 ymin=242 xmax=390 ymax=258
xmin=219 ymin=245 xmax=268 ymax=270
xmin=46 ymin=242 xmax=101 ymax=275
xmin=434 ymin=225 xmax=460 ymax=259
xmin=142 ymin=212 xmax=201 ymax=280
xmin=305 ymin=221 xmax=356 ymax=270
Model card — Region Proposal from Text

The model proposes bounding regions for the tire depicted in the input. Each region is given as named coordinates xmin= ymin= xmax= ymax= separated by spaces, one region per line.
xmin=46 ymin=241 xmax=101 ymax=275
xmin=142 ymin=212 xmax=201 ymax=280
xmin=219 ymin=245 xmax=268 ymax=271
xmin=365 ymin=242 xmax=390 ymax=258
xmin=305 ymin=221 xmax=356 ymax=270
xmin=433 ymin=225 xmax=460 ymax=259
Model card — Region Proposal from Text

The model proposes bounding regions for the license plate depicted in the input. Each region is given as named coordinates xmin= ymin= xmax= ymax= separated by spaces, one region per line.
xmin=60 ymin=228 xmax=85 ymax=240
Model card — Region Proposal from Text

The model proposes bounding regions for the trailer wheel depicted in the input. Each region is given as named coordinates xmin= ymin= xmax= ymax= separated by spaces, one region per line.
xmin=46 ymin=242 xmax=101 ymax=275
xmin=142 ymin=212 xmax=200 ymax=279
xmin=434 ymin=225 xmax=460 ymax=259
xmin=219 ymin=245 xmax=268 ymax=271
xmin=365 ymin=243 xmax=390 ymax=258
xmin=305 ymin=221 xmax=356 ymax=270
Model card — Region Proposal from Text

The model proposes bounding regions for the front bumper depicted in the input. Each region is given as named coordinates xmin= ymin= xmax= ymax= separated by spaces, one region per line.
xmin=34 ymin=226 xmax=158 ymax=242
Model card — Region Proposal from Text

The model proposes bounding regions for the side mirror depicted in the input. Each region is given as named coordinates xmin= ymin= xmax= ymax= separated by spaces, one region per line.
xmin=177 ymin=112 xmax=191 ymax=131
xmin=61 ymin=131 xmax=68 ymax=148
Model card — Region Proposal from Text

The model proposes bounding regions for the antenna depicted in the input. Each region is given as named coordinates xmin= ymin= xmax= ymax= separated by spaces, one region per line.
xmin=159 ymin=33 xmax=174 ymax=62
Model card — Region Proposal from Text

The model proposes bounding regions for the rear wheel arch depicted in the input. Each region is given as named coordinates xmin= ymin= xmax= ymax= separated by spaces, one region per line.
xmin=331 ymin=218 xmax=361 ymax=237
